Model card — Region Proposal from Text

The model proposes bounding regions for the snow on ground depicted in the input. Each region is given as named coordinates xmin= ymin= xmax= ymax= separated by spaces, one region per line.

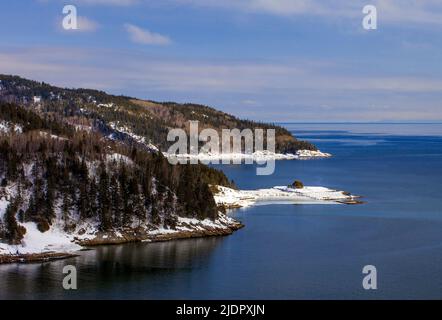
xmin=0 ymin=121 xmax=23 ymax=134
xmin=213 ymin=185 xmax=356 ymax=208
xmin=105 ymin=152 xmax=133 ymax=164
xmin=108 ymin=122 xmax=159 ymax=152
xmin=295 ymin=150 xmax=332 ymax=158
xmin=39 ymin=131 xmax=68 ymax=141
xmin=0 ymin=196 xmax=9 ymax=220
xmin=144 ymin=213 xmax=239 ymax=237
xmin=0 ymin=208 xmax=238 ymax=256
xmin=97 ymin=103 xmax=115 ymax=109
xmin=178 ymin=214 xmax=238 ymax=231
xmin=164 ymin=149 xmax=331 ymax=163
xmin=0 ymin=182 xmax=355 ymax=256
xmin=74 ymin=124 xmax=92 ymax=132
xmin=0 ymin=223 xmax=82 ymax=255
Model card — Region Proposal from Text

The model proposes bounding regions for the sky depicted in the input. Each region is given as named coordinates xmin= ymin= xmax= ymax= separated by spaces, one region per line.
xmin=0 ymin=0 xmax=441 ymax=122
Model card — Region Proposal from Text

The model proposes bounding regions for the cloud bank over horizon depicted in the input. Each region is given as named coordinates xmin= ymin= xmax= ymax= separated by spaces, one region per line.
xmin=0 ymin=1 xmax=441 ymax=121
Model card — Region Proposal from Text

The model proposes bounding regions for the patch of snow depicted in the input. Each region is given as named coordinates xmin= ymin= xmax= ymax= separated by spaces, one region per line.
xmin=0 ymin=196 xmax=9 ymax=220
xmin=39 ymin=131 xmax=68 ymax=141
xmin=295 ymin=149 xmax=332 ymax=158
xmin=108 ymin=122 xmax=159 ymax=152
xmin=175 ymin=213 xmax=237 ymax=231
xmin=190 ymin=111 xmax=209 ymax=119
xmin=0 ymin=121 xmax=23 ymax=134
xmin=74 ymin=124 xmax=92 ymax=132
xmin=106 ymin=153 xmax=133 ymax=164
xmin=97 ymin=103 xmax=115 ymax=109
xmin=148 ymin=228 xmax=179 ymax=235
xmin=213 ymin=185 xmax=356 ymax=208
xmin=0 ymin=222 xmax=82 ymax=255
xmin=164 ymin=149 xmax=331 ymax=163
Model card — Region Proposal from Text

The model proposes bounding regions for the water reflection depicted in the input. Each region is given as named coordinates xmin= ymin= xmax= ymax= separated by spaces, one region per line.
xmin=0 ymin=237 xmax=223 ymax=299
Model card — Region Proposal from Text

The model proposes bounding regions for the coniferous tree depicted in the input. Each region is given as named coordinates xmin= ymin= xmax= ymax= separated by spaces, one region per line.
xmin=60 ymin=167 xmax=71 ymax=226
xmin=118 ymin=165 xmax=132 ymax=226
xmin=109 ymin=174 xmax=122 ymax=228
xmin=61 ymin=187 xmax=70 ymax=224
xmin=4 ymin=198 xmax=26 ymax=245
xmin=77 ymin=178 xmax=89 ymax=220
xmin=163 ymin=191 xmax=178 ymax=229
xmin=44 ymin=178 xmax=56 ymax=223
xmin=98 ymin=162 xmax=112 ymax=230
xmin=150 ymin=197 xmax=161 ymax=226
xmin=87 ymin=177 xmax=98 ymax=219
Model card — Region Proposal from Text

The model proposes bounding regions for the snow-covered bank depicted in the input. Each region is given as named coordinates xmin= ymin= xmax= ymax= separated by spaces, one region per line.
xmin=1 ymin=182 xmax=359 ymax=260
xmin=295 ymin=149 xmax=332 ymax=158
xmin=164 ymin=149 xmax=331 ymax=162
xmin=0 ymin=222 xmax=82 ymax=255
xmin=76 ymin=213 xmax=243 ymax=246
xmin=213 ymin=185 xmax=361 ymax=209
xmin=0 ymin=211 xmax=243 ymax=259
xmin=0 ymin=157 xmax=242 ymax=262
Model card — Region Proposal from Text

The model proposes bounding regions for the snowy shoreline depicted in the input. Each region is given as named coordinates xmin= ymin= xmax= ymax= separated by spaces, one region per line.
xmin=0 ymin=181 xmax=360 ymax=263
xmin=0 ymin=212 xmax=243 ymax=261
xmin=213 ymin=185 xmax=362 ymax=209
xmin=164 ymin=149 xmax=332 ymax=162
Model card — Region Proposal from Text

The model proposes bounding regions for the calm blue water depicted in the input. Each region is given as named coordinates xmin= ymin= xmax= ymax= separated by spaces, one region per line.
xmin=1 ymin=123 xmax=442 ymax=299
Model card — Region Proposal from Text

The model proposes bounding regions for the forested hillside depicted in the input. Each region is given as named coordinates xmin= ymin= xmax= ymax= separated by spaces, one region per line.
xmin=0 ymin=74 xmax=316 ymax=153
xmin=0 ymin=74 xmax=314 ymax=253
xmin=0 ymin=102 xmax=233 ymax=246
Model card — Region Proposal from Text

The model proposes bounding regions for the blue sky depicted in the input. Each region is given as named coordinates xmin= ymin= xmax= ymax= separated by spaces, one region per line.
xmin=1 ymin=0 xmax=441 ymax=122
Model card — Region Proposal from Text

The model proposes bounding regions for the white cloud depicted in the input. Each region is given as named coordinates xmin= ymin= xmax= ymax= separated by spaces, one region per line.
xmin=1 ymin=46 xmax=440 ymax=94
xmin=77 ymin=16 xmax=99 ymax=32
xmin=57 ymin=16 xmax=99 ymax=33
xmin=1 ymin=46 xmax=441 ymax=121
xmin=124 ymin=24 xmax=171 ymax=45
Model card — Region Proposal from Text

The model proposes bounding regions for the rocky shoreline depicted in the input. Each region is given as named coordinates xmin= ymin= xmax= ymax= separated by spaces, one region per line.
xmin=77 ymin=220 xmax=244 ymax=246
xmin=0 ymin=214 xmax=244 ymax=264
xmin=0 ymin=183 xmax=361 ymax=265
